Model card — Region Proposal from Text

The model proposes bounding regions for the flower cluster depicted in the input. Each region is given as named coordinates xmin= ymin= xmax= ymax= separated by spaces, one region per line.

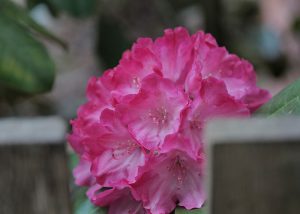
xmin=69 ymin=27 xmax=270 ymax=214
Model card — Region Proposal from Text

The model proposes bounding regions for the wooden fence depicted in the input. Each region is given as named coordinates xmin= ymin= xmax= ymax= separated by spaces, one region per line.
xmin=206 ymin=118 xmax=300 ymax=214
xmin=0 ymin=117 xmax=71 ymax=214
xmin=0 ymin=117 xmax=300 ymax=214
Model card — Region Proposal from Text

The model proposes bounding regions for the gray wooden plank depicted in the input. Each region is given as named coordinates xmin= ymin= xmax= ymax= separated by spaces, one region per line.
xmin=206 ymin=117 xmax=300 ymax=144
xmin=0 ymin=117 xmax=66 ymax=145
xmin=205 ymin=117 xmax=300 ymax=214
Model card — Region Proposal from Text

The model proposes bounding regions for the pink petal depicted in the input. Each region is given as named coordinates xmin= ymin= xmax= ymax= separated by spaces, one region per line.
xmin=87 ymin=185 xmax=146 ymax=214
xmin=90 ymin=109 xmax=146 ymax=186
xmin=132 ymin=151 xmax=205 ymax=213
xmin=73 ymin=158 xmax=95 ymax=186
xmin=92 ymin=149 xmax=146 ymax=187
xmin=119 ymin=75 xmax=189 ymax=150
xmin=193 ymin=39 xmax=272 ymax=107
xmin=241 ymin=88 xmax=271 ymax=112
xmin=107 ymin=39 xmax=162 ymax=101
xmin=153 ymin=27 xmax=193 ymax=83
xmin=181 ymin=77 xmax=250 ymax=152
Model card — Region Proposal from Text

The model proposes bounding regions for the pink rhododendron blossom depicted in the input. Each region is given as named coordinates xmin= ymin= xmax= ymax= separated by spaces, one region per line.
xmin=132 ymin=147 xmax=205 ymax=213
xmin=87 ymin=185 xmax=146 ymax=214
xmin=119 ymin=75 xmax=189 ymax=150
xmin=69 ymin=27 xmax=271 ymax=214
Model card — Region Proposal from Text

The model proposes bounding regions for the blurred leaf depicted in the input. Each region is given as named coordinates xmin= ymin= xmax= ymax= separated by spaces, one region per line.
xmin=175 ymin=207 xmax=205 ymax=214
xmin=26 ymin=0 xmax=59 ymax=16
xmin=68 ymin=151 xmax=79 ymax=170
xmin=3 ymin=0 xmax=67 ymax=49
xmin=0 ymin=14 xmax=55 ymax=93
xmin=292 ymin=17 xmax=300 ymax=33
xmin=26 ymin=0 xmax=46 ymax=9
xmin=96 ymin=14 xmax=131 ymax=69
xmin=255 ymin=78 xmax=300 ymax=116
xmin=48 ymin=0 xmax=97 ymax=17
xmin=167 ymin=0 xmax=200 ymax=11
xmin=72 ymin=185 xmax=107 ymax=214
xmin=75 ymin=198 xmax=107 ymax=214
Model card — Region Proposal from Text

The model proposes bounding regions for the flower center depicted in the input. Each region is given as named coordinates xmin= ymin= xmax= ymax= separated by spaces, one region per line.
xmin=189 ymin=120 xmax=202 ymax=130
xmin=132 ymin=77 xmax=140 ymax=89
xmin=148 ymin=106 xmax=169 ymax=126
xmin=112 ymin=140 xmax=138 ymax=159
xmin=167 ymin=155 xmax=187 ymax=185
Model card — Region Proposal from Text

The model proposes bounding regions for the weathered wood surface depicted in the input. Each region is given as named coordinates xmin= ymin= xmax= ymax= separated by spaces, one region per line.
xmin=0 ymin=117 xmax=71 ymax=214
xmin=205 ymin=118 xmax=300 ymax=214
xmin=0 ymin=117 xmax=66 ymax=145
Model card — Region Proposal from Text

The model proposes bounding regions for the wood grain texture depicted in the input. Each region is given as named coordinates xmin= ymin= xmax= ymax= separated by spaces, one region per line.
xmin=206 ymin=118 xmax=300 ymax=214
xmin=212 ymin=142 xmax=300 ymax=214
xmin=0 ymin=144 xmax=71 ymax=214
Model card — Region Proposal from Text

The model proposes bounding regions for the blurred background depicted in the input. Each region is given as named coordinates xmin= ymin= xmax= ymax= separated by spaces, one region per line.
xmin=1 ymin=0 xmax=300 ymax=119
xmin=1 ymin=0 xmax=300 ymax=213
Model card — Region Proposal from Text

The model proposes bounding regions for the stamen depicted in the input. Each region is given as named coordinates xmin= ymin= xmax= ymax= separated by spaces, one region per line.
xmin=190 ymin=120 xmax=202 ymax=130
xmin=112 ymin=140 xmax=138 ymax=159
xmin=167 ymin=155 xmax=187 ymax=185
xmin=132 ymin=77 xmax=140 ymax=88
xmin=148 ymin=106 xmax=169 ymax=126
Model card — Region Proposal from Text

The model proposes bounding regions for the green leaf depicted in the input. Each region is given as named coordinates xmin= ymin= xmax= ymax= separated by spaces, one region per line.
xmin=75 ymin=199 xmax=106 ymax=214
xmin=48 ymin=0 xmax=98 ymax=17
xmin=96 ymin=14 xmax=131 ymax=69
xmin=72 ymin=186 xmax=107 ymax=214
xmin=2 ymin=0 xmax=67 ymax=49
xmin=0 ymin=14 xmax=55 ymax=93
xmin=255 ymin=78 xmax=300 ymax=116
xmin=68 ymin=152 xmax=107 ymax=214
xmin=175 ymin=207 xmax=205 ymax=214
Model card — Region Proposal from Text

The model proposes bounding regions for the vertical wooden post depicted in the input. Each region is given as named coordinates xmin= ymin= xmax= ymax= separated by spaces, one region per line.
xmin=206 ymin=118 xmax=300 ymax=214
xmin=0 ymin=117 xmax=71 ymax=214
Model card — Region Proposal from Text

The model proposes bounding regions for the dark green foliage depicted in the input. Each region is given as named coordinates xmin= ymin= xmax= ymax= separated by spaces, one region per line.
xmin=49 ymin=0 xmax=97 ymax=17
xmin=27 ymin=0 xmax=98 ymax=17
xmin=0 ymin=15 xmax=54 ymax=93
xmin=0 ymin=0 xmax=65 ymax=94
xmin=255 ymin=78 xmax=300 ymax=116
xmin=96 ymin=15 xmax=131 ymax=69
xmin=292 ymin=17 xmax=300 ymax=34
xmin=26 ymin=0 xmax=59 ymax=16
xmin=175 ymin=207 xmax=205 ymax=214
